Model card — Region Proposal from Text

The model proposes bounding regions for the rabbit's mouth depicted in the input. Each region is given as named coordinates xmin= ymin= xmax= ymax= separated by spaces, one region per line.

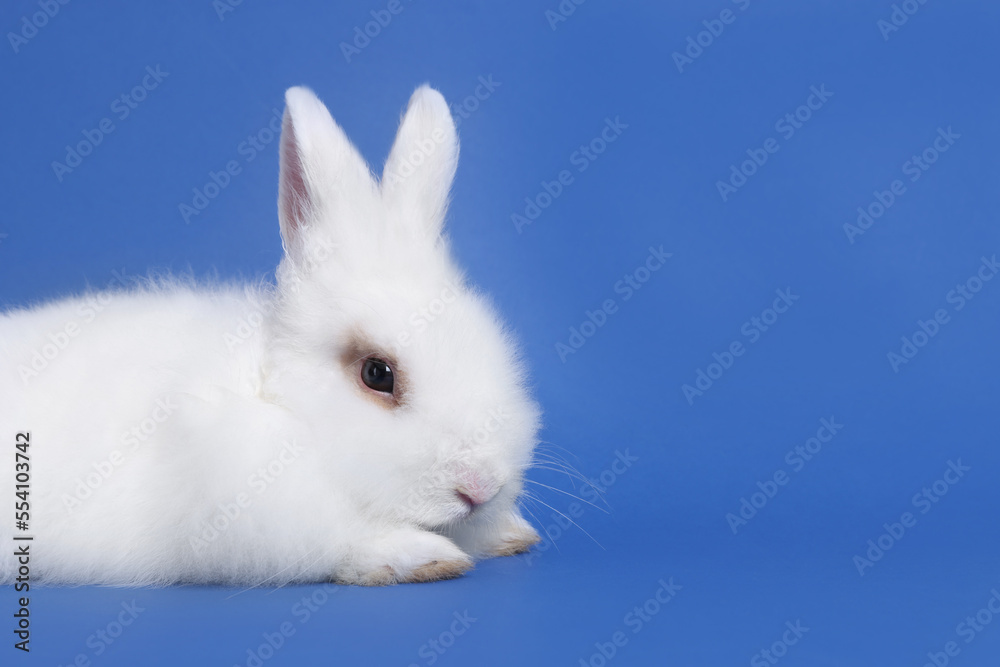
xmin=443 ymin=487 xmax=494 ymax=525
xmin=417 ymin=487 xmax=499 ymax=531
xmin=455 ymin=489 xmax=481 ymax=512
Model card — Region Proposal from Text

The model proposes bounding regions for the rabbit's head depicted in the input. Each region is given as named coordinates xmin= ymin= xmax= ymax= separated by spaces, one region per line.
xmin=264 ymin=85 xmax=540 ymax=530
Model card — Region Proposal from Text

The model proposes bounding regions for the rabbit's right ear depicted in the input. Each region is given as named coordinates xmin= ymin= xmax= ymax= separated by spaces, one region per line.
xmin=278 ymin=87 xmax=377 ymax=263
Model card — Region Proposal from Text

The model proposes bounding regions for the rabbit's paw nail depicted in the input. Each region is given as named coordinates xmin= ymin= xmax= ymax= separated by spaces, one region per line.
xmin=352 ymin=565 xmax=396 ymax=587
xmin=488 ymin=523 xmax=541 ymax=557
xmin=343 ymin=530 xmax=471 ymax=585
xmin=404 ymin=555 xmax=473 ymax=583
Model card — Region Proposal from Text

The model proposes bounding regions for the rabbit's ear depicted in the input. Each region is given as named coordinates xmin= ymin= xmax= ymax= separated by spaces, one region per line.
xmin=278 ymin=87 xmax=377 ymax=261
xmin=381 ymin=85 xmax=458 ymax=239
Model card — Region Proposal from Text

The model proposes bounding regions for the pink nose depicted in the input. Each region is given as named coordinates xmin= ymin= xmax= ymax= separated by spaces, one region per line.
xmin=454 ymin=469 xmax=497 ymax=508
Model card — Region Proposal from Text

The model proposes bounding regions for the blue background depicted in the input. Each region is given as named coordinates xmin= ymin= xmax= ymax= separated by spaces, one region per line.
xmin=2 ymin=0 xmax=999 ymax=665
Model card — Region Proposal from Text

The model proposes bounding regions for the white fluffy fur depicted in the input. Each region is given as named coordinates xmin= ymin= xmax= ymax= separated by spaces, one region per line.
xmin=0 ymin=85 xmax=541 ymax=586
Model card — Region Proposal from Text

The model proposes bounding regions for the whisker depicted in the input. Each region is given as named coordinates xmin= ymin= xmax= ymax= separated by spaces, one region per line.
xmin=530 ymin=452 xmax=583 ymax=472
xmin=528 ymin=463 xmax=597 ymax=488
xmin=520 ymin=494 xmax=561 ymax=553
xmin=528 ymin=496 xmax=604 ymax=550
xmin=526 ymin=465 xmax=608 ymax=508
xmin=517 ymin=499 xmax=544 ymax=535
xmin=528 ymin=451 xmax=590 ymax=475
xmin=525 ymin=479 xmax=609 ymax=513
xmin=534 ymin=440 xmax=582 ymax=459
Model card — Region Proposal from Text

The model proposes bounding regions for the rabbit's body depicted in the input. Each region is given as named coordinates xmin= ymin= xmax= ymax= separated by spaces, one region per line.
xmin=1 ymin=85 xmax=541 ymax=586
xmin=1 ymin=284 xmax=318 ymax=585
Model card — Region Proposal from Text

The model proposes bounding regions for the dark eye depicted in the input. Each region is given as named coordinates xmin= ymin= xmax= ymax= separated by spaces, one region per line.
xmin=361 ymin=357 xmax=394 ymax=393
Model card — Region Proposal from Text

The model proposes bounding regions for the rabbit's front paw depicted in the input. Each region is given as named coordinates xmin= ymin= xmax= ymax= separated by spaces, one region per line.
xmin=484 ymin=512 xmax=541 ymax=558
xmin=339 ymin=528 xmax=472 ymax=586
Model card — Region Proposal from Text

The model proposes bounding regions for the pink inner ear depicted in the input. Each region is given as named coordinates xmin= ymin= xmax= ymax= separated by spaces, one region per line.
xmin=279 ymin=114 xmax=311 ymax=241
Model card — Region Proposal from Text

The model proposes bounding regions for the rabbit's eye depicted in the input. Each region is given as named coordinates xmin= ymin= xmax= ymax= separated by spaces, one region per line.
xmin=361 ymin=357 xmax=394 ymax=393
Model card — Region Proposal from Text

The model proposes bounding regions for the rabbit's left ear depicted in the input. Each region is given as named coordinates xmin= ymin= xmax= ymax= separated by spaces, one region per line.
xmin=381 ymin=85 xmax=459 ymax=239
xmin=278 ymin=86 xmax=378 ymax=263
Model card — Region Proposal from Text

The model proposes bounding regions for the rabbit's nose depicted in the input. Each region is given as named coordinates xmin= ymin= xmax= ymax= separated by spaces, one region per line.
xmin=454 ymin=468 xmax=499 ymax=508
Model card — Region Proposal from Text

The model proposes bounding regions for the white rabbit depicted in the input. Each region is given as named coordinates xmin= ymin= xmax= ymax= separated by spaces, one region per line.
xmin=0 ymin=85 xmax=542 ymax=586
